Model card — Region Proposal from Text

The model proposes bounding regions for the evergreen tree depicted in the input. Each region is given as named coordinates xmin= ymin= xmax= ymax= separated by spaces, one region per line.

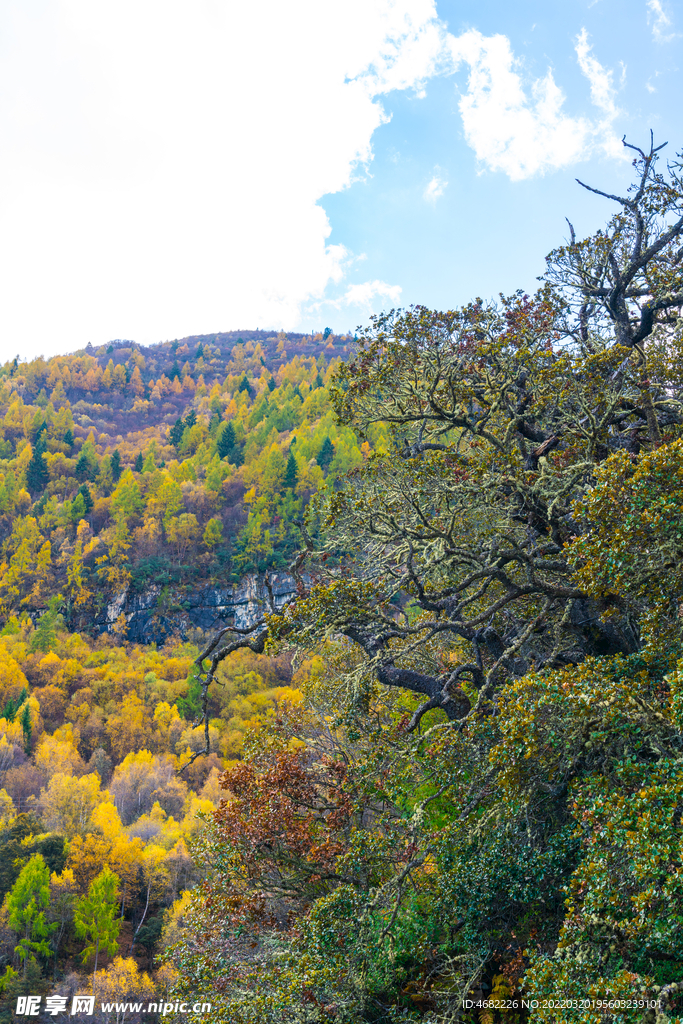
xmin=316 ymin=436 xmax=334 ymax=472
xmin=20 ymin=704 xmax=31 ymax=755
xmin=63 ymin=428 xmax=74 ymax=450
xmin=69 ymin=493 xmax=87 ymax=525
xmin=195 ymin=343 xmax=204 ymax=359
xmin=6 ymin=855 xmax=55 ymax=976
xmin=29 ymin=597 xmax=63 ymax=655
xmin=169 ymin=361 xmax=181 ymax=381
xmin=237 ymin=376 xmax=253 ymax=398
xmin=78 ymin=484 xmax=94 ymax=515
xmin=267 ymin=376 xmax=276 ymax=392
xmin=75 ymin=451 xmax=90 ymax=481
xmin=314 ymin=373 xmax=323 ymax=390
xmin=169 ymin=419 xmax=184 ymax=449
xmin=216 ymin=421 xmax=235 ymax=460
xmin=184 ymin=409 xmax=197 ymax=430
xmin=134 ymin=452 xmax=143 ymax=472
xmin=74 ymin=866 xmax=120 ymax=981
xmin=111 ymin=449 xmax=122 ymax=483
xmin=284 ymin=452 xmax=298 ymax=491
xmin=26 ymin=433 xmax=48 ymax=494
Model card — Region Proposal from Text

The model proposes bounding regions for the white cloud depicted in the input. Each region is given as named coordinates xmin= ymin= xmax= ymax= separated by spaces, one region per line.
xmin=424 ymin=172 xmax=448 ymax=202
xmin=0 ymin=0 xmax=443 ymax=357
xmin=445 ymin=29 xmax=621 ymax=180
xmin=646 ymin=0 xmax=678 ymax=42
xmin=343 ymin=280 xmax=403 ymax=310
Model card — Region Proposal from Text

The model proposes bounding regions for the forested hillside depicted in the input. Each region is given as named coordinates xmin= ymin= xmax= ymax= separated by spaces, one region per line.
xmin=0 ymin=328 xmax=374 ymax=632
xmin=0 ymin=329 xmax=375 ymax=1019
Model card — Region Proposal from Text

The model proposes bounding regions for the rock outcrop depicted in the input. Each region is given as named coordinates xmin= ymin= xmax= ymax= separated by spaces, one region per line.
xmin=99 ymin=572 xmax=298 ymax=644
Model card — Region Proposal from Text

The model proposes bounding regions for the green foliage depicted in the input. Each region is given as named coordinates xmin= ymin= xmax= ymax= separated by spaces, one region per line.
xmin=74 ymin=865 xmax=121 ymax=975
xmin=26 ymin=433 xmax=48 ymax=494
xmin=7 ymin=854 xmax=56 ymax=970
xmin=28 ymin=596 xmax=63 ymax=654
xmin=316 ymin=435 xmax=334 ymax=472
xmin=111 ymin=448 xmax=122 ymax=482
xmin=283 ymin=451 xmax=298 ymax=490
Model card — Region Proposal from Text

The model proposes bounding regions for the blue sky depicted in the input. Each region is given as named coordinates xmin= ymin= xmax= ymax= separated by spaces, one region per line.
xmin=0 ymin=0 xmax=681 ymax=358
xmin=311 ymin=0 xmax=683 ymax=333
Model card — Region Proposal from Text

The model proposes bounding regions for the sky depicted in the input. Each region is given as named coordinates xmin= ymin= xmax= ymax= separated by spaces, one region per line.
xmin=0 ymin=0 xmax=681 ymax=360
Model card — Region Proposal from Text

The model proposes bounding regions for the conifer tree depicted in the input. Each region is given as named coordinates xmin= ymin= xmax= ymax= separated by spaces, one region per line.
xmin=63 ymin=428 xmax=74 ymax=450
xmin=111 ymin=449 xmax=122 ymax=483
xmin=78 ymin=484 xmax=94 ymax=515
xmin=26 ymin=433 xmax=48 ymax=494
xmin=7 ymin=854 xmax=55 ymax=977
xmin=28 ymin=596 xmax=62 ymax=654
xmin=134 ymin=452 xmax=143 ymax=472
xmin=284 ymin=452 xmax=298 ymax=491
xmin=74 ymin=866 xmax=120 ymax=981
xmin=216 ymin=421 xmax=235 ymax=460
xmin=75 ymin=451 xmax=90 ymax=481
xmin=316 ymin=436 xmax=334 ymax=472
xmin=169 ymin=419 xmax=184 ymax=449
xmin=184 ymin=409 xmax=197 ymax=430
xmin=267 ymin=376 xmax=276 ymax=391
xmin=20 ymin=703 xmax=31 ymax=755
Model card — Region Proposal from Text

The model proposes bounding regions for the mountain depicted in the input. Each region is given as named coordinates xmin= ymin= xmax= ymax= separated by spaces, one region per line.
xmin=0 ymin=330 xmax=369 ymax=638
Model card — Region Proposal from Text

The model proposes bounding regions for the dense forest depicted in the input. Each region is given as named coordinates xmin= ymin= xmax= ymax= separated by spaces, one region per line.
xmin=4 ymin=139 xmax=683 ymax=1024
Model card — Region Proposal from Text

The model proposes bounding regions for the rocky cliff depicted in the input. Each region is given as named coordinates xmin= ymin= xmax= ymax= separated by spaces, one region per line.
xmin=98 ymin=572 xmax=298 ymax=644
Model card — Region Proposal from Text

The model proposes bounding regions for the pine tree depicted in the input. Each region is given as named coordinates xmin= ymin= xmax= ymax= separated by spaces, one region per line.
xmin=169 ymin=361 xmax=181 ymax=381
xmin=134 ymin=452 xmax=143 ymax=472
xmin=74 ymin=866 xmax=120 ymax=981
xmin=169 ymin=419 xmax=184 ymax=448
xmin=7 ymin=854 xmax=55 ymax=976
xmin=75 ymin=451 xmax=90 ymax=481
xmin=63 ymin=428 xmax=74 ymax=449
xmin=26 ymin=433 xmax=48 ymax=494
xmin=78 ymin=484 xmax=94 ymax=515
xmin=20 ymin=704 xmax=31 ymax=755
xmin=111 ymin=449 xmax=122 ymax=483
xmin=184 ymin=409 xmax=197 ymax=430
xmin=284 ymin=452 xmax=298 ymax=491
xmin=316 ymin=436 xmax=334 ymax=472
xmin=29 ymin=597 xmax=63 ymax=655
xmin=267 ymin=377 xmax=276 ymax=392
xmin=314 ymin=373 xmax=323 ymax=390
xmin=237 ymin=376 xmax=253 ymax=398
xmin=217 ymin=421 xmax=235 ymax=460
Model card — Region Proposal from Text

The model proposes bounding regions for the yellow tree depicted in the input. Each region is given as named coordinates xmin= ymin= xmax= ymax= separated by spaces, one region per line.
xmin=38 ymin=772 xmax=110 ymax=838
xmin=94 ymin=957 xmax=155 ymax=1024
xmin=130 ymin=844 xmax=169 ymax=953
xmin=66 ymin=834 xmax=112 ymax=893
xmin=106 ymin=692 xmax=153 ymax=761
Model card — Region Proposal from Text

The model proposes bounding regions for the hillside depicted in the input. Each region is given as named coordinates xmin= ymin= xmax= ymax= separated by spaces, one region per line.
xmin=0 ymin=330 xmax=373 ymax=1015
xmin=0 ymin=330 xmax=373 ymax=638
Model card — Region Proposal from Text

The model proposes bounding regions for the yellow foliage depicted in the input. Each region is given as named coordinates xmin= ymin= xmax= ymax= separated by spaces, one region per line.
xmin=39 ymin=771 xmax=112 ymax=838
xmin=35 ymin=733 xmax=85 ymax=781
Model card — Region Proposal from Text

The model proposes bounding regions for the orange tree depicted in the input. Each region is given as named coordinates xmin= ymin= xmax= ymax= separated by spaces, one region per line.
xmin=171 ymin=139 xmax=683 ymax=1022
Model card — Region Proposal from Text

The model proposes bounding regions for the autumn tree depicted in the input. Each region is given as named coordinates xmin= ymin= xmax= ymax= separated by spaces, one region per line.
xmin=74 ymin=866 xmax=121 ymax=980
xmin=7 ymin=854 xmax=56 ymax=976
